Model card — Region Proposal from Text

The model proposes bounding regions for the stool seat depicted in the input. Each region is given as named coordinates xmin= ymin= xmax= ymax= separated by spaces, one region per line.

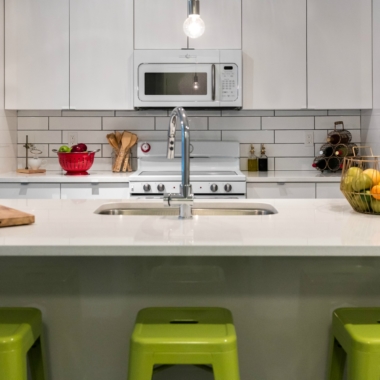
xmin=328 ymin=307 xmax=380 ymax=380
xmin=0 ymin=307 xmax=46 ymax=380
xmin=128 ymin=307 xmax=240 ymax=380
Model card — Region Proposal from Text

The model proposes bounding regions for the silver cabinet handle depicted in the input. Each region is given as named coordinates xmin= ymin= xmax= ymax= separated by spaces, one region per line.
xmin=277 ymin=182 xmax=285 ymax=185
xmin=211 ymin=64 xmax=216 ymax=101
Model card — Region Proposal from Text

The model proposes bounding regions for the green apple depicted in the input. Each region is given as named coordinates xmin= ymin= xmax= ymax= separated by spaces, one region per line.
xmin=371 ymin=199 xmax=380 ymax=213
xmin=354 ymin=193 xmax=371 ymax=212
xmin=352 ymin=173 xmax=372 ymax=192
xmin=58 ymin=145 xmax=71 ymax=153
xmin=346 ymin=166 xmax=363 ymax=177
xmin=341 ymin=175 xmax=354 ymax=192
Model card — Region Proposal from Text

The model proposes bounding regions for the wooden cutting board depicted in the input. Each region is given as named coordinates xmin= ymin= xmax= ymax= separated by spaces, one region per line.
xmin=0 ymin=205 xmax=35 ymax=228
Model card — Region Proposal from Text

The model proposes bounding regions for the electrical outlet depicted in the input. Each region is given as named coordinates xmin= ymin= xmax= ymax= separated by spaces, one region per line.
xmin=68 ymin=132 xmax=78 ymax=147
xmin=304 ymin=131 xmax=314 ymax=147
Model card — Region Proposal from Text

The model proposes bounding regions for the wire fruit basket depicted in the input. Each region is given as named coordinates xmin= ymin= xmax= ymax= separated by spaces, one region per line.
xmin=58 ymin=152 xmax=96 ymax=175
xmin=340 ymin=147 xmax=380 ymax=214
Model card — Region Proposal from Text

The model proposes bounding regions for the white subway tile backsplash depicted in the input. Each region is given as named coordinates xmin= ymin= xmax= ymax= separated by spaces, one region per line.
xmin=62 ymin=110 xmax=114 ymax=117
xmin=275 ymin=157 xmax=314 ymax=171
xmin=16 ymin=109 xmax=363 ymax=172
xmin=156 ymin=117 xmax=208 ymax=130
xmin=210 ymin=117 xmax=260 ymax=130
xmin=315 ymin=116 xmax=360 ymax=130
xmin=18 ymin=117 xmax=48 ymax=130
xmin=116 ymin=110 xmax=168 ymax=117
xmin=275 ymin=130 xmax=311 ymax=144
xmin=103 ymin=117 xmax=154 ymax=131
xmin=274 ymin=110 xmax=327 ymax=116
xmin=18 ymin=130 xmax=61 ymax=144
xmin=18 ymin=110 xmax=62 ymax=117
xmin=327 ymin=110 xmax=361 ymax=116
xmin=50 ymin=117 xmax=101 ymax=130
xmin=263 ymin=117 xmax=314 ymax=130
xmin=222 ymin=130 xmax=274 ymax=143
xmin=222 ymin=110 xmax=274 ymax=117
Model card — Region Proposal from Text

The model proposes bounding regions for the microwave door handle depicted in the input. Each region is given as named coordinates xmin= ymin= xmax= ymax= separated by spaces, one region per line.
xmin=212 ymin=64 xmax=216 ymax=101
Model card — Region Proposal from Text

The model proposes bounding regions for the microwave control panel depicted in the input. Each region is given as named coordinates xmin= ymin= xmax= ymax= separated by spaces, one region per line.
xmin=220 ymin=65 xmax=238 ymax=101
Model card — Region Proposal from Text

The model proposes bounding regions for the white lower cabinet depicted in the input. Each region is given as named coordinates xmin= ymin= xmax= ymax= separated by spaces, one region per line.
xmin=316 ymin=183 xmax=344 ymax=199
xmin=61 ymin=183 xmax=129 ymax=199
xmin=0 ymin=183 xmax=61 ymax=199
xmin=247 ymin=183 xmax=316 ymax=199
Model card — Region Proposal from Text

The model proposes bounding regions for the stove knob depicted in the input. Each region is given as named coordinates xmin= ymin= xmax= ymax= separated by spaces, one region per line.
xmin=157 ymin=184 xmax=165 ymax=192
xmin=143 ymin=184 xmax=151 ymax=192
xmin=141 ymin=143 xmax=151 ymax=153
xmin=210 ymin=184 xmax=218 ymax=192
xmin=224 ymin=183 xmax=232 ymax=193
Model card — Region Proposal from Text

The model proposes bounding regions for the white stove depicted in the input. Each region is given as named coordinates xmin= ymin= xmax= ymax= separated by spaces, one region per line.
xmin=129 ymin=141 xmax=246 ymax=198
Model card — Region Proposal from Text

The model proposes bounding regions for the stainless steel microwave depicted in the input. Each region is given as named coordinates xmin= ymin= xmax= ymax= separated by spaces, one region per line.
xmin=133 ymin=50 xmax=242 ymax=108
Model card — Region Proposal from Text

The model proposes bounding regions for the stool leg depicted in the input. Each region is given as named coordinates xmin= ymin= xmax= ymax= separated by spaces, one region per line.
xmin=127 ymin=348 xmax=154 ymax=380
xmin=28 ymin=337 xmax=47 ymax=380
xmin=328 ymin=337 xmax=346 ymax=380
xmin=347 ymin=351 xmax=380 ymax=380
xmin=0 ymin=350 xmax=28 ymax=380
xmin=212 ymin=351 xmax=240 ymax=380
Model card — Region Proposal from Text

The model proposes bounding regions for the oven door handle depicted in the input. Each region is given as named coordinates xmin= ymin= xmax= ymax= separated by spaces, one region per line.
xmin=212 ymin=64 xmax=216 ymax=101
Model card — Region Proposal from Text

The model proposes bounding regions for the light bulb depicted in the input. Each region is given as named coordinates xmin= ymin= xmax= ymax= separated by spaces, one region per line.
xmin=183 ymin=14 xmax=205 ymax=38
xmin=193 ymin=74 xmax=199 ymax=89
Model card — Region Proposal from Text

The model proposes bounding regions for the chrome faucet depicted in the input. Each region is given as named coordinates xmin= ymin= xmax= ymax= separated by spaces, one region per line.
xmin=163 ymin=107 xmax=194 ymax=218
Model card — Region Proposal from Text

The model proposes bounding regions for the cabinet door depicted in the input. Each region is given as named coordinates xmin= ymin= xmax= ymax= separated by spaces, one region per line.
xmin=0 ymin=183 xmax=61 ymax=199
xmin=307 ymin=0 xmax=372 ymax=109
xmin=61 ymin=183 xmax=129 ymax=199
xmin=316 ymin=183 xmax=343 ymax=199
xmin=135 ymin=0 xmax=187 ymax=49
xmin=5 ymin=0 xmax=69 ymax=110
xmin=189 ymin=0 xmax=241 ymax=49
xmin=243 ymin=0 xmax=306 ymax=109
xmin=70 ymin=0 xmax=133 ymax=110
xmin=247 ymin=183 xmax=315 ymax=199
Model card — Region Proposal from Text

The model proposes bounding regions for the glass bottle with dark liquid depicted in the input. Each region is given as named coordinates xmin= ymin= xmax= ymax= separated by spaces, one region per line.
xmin=258 ymin=144 xmax=268 ymax=171
xmin=319 ymin=143 xmax=334 ymax=157
xmin=312 ymin=156 xmax=327 ymax=171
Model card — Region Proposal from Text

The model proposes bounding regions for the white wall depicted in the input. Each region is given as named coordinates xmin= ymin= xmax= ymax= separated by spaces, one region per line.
xmin=0 ymin=0 xmax=17 ymax=173
xmin=361 ymin=0 xmax=380 ymax=154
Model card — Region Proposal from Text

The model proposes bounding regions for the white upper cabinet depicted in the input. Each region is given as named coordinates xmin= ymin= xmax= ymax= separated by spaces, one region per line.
xmin=242 ymin=0 xmax=307 ymax=110
xmin=307 ymin=0 xmax=372 ymax=109
xmin=134 ymin=0 xmax=241 ymax=50
xmin=189 ymin=0 xmax=241 ymax=49
xmin=70 ymin=0 xmax=134 ymax=110
xmin=5 ymin=0 xmax=69 ymax=109
xmin=134 ymin=0 xmax=187 ymax=49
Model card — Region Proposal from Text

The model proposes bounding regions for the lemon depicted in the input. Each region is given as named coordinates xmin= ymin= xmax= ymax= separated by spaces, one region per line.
xmin=364 ymin=168 xmax=380 ymax=186
xmin=346 ymin=167 xmax=363 ymax=177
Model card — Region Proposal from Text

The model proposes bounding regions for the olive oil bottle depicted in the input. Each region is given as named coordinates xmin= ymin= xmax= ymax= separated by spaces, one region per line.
xmin=248 ymin=145 xmax=258 ymax=171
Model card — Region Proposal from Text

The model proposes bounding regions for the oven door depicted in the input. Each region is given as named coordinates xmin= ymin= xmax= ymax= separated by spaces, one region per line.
xmin=137 ymin=63 xmax=219 ymax=105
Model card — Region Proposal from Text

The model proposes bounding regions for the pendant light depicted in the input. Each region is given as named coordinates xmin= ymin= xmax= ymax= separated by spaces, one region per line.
xmin=183 ymin=0 xmax=205 ymax=39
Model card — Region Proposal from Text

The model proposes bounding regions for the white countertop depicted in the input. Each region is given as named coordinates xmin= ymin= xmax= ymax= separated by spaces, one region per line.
xmin=0 ymin=170 xmax=340 ymax=183
xmin=0 ymin=198 xmax=379 ymax=257
xmin=243 ymin=171 xmax=342 ymax=183
xmin=0 ymin=171 xmax=132 ymax=183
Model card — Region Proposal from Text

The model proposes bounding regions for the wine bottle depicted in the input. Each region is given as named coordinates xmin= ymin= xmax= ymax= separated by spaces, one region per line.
xmin=335 ymin=143 xmax=357 ymax=157
xmin=326 ymin=122 xmax=352 ymax=144
xmin=312 ymin=156 xmax=327 ymax=171
xmin=327 ymin=156 xmax=341 ymax=172
xmin=319 ymin=143 xmax=334 ymax=157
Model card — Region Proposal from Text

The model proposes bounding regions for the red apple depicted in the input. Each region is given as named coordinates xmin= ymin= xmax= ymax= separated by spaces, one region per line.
xmin=70 ymin=144 xmax=83 ymax=153
xmin=77 ymin=143 xmax=87 ymax=151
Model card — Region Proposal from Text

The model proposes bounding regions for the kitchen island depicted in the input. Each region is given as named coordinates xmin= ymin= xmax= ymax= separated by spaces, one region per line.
xmin=1 ymin=198 xmax=380 ymax=380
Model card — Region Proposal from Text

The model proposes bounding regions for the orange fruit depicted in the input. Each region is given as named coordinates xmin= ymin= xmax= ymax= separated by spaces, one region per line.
xmin=371 ymin=185 xmax=380 ymax=200
xmin=364 ymin=169 xmax=380 ymax=186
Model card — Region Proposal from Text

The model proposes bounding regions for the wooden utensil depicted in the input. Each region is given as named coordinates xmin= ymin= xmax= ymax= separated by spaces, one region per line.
xmin=115 ymin=131 xmax=122 ymax=148
xmin=122 ymin=133 xmax=138 ymax=172
xmin=113 ymin=132 xmax=132 ymax=172
xmin=107 ymin=133 xmax=120 ymax=155
xmin=0 ymin=205 xmax=35 ymax=227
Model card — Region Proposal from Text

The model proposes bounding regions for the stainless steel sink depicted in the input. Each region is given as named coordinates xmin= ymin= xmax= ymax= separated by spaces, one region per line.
xmin=94 ymin=202 xmax=278 ymax=216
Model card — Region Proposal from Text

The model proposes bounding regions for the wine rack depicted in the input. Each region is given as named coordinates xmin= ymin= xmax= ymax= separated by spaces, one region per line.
xmin=312 ymin=121 xmax=357 ymax=172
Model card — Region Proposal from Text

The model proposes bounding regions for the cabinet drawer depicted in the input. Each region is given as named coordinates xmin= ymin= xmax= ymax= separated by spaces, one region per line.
xmin=61 ymin=183 xmax=129 ymax=199
xmin=247 ymin=183 xmax=315 ymax=199
xmin=316 ymin=183 xmax=343 ymax=199
xmin=0 ymin=183 xmax=60 ymax=199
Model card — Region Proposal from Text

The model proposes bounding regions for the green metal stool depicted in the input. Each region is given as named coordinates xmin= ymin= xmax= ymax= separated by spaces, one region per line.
xmin=127 ymin=307 xmax=240 ymax=380
xmin=328 ymin=307 xmax=380 ymax=380
xmin=0 ymin=307 xmax=46 ymax=380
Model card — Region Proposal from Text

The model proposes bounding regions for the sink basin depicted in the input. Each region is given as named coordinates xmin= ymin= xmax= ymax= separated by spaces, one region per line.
xmin=94 ymin=202 xmax=278 ymax=216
